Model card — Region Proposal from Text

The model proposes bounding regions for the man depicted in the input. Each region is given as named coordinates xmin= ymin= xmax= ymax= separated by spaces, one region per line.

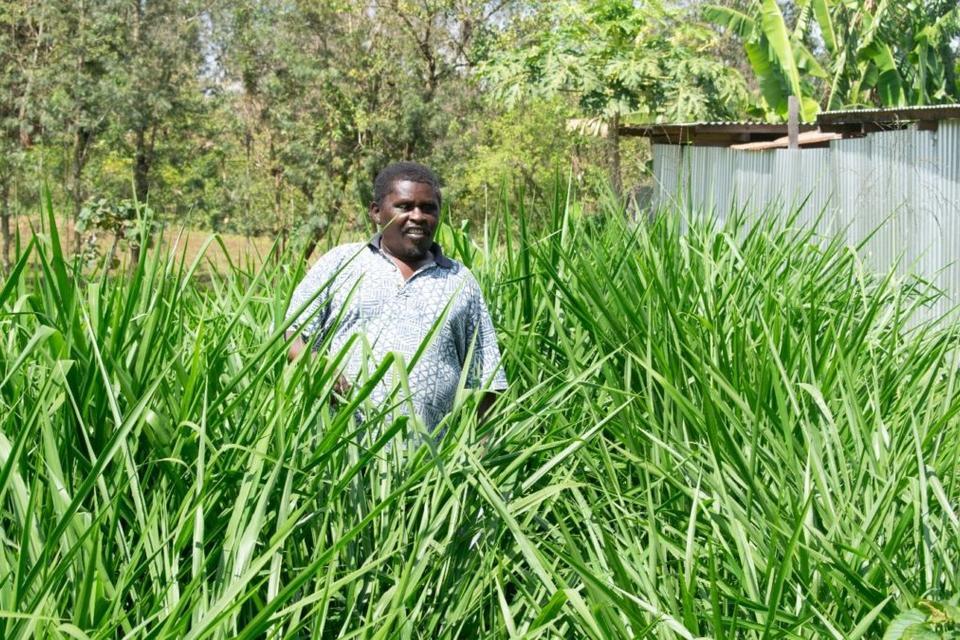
xmin=285 ymin=162 xmax=507 ymax=433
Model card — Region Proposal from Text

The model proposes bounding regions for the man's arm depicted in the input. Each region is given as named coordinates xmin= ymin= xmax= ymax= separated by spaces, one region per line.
xmin=284 ymin=244 xmax=354 ymax=363
xmin=286 ymin=331 xmax=307 ymax=362
xmin=286 ymin=331 xmax=351 ymax=400
xmin=477 ymin=391 xmax=498 ymax=424
xmin=463 ymin=274 xmax=508 ymax=426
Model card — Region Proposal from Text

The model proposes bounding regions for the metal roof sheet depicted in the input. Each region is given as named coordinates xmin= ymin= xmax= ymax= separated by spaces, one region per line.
xmin=818 ymin=104 xmax=960 ymax=121
xmin=619 ymin=121 xmax=817 ymax=146
xmin=622 ymin=104 xmax=960 ymax=145
xmin=730 ymin=130 xmax=842 ymax=150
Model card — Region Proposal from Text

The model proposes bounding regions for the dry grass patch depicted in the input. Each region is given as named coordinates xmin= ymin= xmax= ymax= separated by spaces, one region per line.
xmin=13 ymin=215 xmax=277 ymax=270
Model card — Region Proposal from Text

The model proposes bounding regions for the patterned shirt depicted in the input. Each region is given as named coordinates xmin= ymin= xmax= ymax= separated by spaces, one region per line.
xmin=285 ymin=234 xmax=508 ymax=431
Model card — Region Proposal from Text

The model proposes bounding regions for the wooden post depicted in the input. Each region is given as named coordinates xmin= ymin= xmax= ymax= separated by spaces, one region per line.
xmin=607 ymin=112 xmax=623 ymax=197
xmin=788 ymin=96 xmax=800 ymax=150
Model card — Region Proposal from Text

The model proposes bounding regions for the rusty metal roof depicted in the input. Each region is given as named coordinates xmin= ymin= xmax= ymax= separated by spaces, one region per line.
xmin=619 ymin=121 xmax=817 ymax=146
xmin=817 ymin=104 xmax=960 ymax=133
xmin=729 ymin=130 xmax=842 ymax=150
xmin=622 ymin=104 xmax=960 ymax=145
xmin=818 ymin=103 xmax=960 ymax=122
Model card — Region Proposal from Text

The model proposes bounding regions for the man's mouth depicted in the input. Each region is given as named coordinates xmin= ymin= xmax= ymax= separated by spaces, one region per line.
xmin=403 ymin=228 xmax=429 ymax=239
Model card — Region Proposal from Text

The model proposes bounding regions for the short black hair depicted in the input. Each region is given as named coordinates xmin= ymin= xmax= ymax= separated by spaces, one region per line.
xmin=372 ymin=162 xmax=441 ymax=206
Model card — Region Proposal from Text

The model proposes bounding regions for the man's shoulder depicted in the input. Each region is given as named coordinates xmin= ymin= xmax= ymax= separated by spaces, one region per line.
xmin=433 ymin=253 xmax=468 ymax=279
xmin=436 ymin=259 xmax=487 ymax=296
xmin=323 ymin=241 xmax=370 ymax=261
xmin=308 ymin=241 xmax=370 ymax=270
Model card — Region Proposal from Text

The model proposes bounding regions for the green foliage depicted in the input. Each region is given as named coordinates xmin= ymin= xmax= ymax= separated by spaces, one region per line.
xmin=704 ymin=1 xmax=824 ymax=120
xmin=76 ymin=197 xmax=142 ymax=235
xmin=483 ymin=0 xmax=749 ymax=122
xmin=105 ymin=0 xmax=207 ymax=202
xmin=885 ymin=599 xmax=960 ymax=640
xmin=1 ymin=187 xmax=958 ymax=636
xmin=4 ymin=0 xmax=960 ymax=248
xmin=75 ymin=197 xmax=154 ymax=267
xmin=438 ymin=98 xmax=617 ymax=221
xmin=707 ymin=0 xmax=960 ymax=118
xmin=203 ymin=1 xmax=536 ymax=237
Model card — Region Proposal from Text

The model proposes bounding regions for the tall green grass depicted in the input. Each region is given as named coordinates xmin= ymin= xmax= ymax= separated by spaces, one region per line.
xmin=0 ymin=189 xmax=957 ymax=638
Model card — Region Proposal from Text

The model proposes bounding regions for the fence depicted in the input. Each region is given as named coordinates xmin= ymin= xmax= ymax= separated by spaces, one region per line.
xmin=652 ymin=121 xmax=960 ymax=320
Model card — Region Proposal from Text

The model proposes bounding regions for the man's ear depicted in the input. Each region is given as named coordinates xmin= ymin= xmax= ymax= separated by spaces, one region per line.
xmin=368 ymin=202 xmax=381 ymax=226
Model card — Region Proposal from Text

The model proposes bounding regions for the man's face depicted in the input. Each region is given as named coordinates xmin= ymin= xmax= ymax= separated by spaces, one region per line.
xmin=370 ymin=180 xmax=440 ymax=262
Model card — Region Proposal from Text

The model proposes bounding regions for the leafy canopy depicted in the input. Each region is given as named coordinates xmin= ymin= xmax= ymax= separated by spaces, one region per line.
xmin=482 ymin=0 xmax=749 ymax=124
xmin=706 ymin=0 xmax=960 ymax=120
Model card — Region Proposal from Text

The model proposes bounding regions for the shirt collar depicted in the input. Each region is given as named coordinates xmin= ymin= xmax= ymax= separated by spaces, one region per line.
xmin=368 ymin=233 xmax=454 ymax=269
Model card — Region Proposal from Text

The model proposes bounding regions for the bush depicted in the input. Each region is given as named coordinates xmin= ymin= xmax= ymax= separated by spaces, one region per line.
xmin=1 ymin=184 xmax=957 ymax=637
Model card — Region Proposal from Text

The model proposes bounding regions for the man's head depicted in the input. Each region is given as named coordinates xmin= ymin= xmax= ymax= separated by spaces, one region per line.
xmin=369 ymin=162 xmax=442 ymax=263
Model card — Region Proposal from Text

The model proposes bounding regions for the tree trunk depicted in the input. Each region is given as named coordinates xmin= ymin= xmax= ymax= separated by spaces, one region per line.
xmin=271 ymin=227 xmax=287 ymax=263
xmin=1 ymin=180 xmax=11 ymax=272
xmin=134 ymin=127 xmax=150 ymax=204
xmin=130 ymin=238 xmax=141 ymax=267
xmin=301 ymin=192 xmax=323 ymax=262
xmin=71 ymin=128 xmax=91 ymax=254
xmin=272 ymin=149 xmax=283 ymax=233
xmin=105 ymin=228 xmax=121 ymax=271
xmin=941 ymin=41 xmax=958 ymax=99
xmin=131 ymin=143 xmax=146 ymax=266
xmin=302 ymin=225 xmax=324 ymax=263
xmin=130 ymin=125 xmax=155 ymax=267
xmin=607 ymin=112 xmax=622 ymax=198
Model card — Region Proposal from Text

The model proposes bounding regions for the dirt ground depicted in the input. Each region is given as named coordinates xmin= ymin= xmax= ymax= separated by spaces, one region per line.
xmin=12 ymin=216 xmax=277 ymax=271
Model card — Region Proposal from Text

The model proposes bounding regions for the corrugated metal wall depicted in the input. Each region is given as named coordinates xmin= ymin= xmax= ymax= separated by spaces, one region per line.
xmin=653 ymin=123 xmax=960 ymax=320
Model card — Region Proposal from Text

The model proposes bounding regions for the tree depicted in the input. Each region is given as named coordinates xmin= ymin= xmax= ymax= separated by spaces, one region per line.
xmin=482 ymin=0 xmax=748 ymax=193
xmin=215 ymin=0 xmax=364 ymax=252
xmin=706 ymin=0 xmax=960 ymax=116
xmin=110 ymin=0 xmax=206 ymax=208
xmin=0 ymin=1 xmax=47 ymax=268
xmin=703 ymin=0 xmax=825 ymax=120
xmin=40 ymin=0 xmax=125 ymax=247
xmin=2 ymin=0 xmax=788 ymax=247
xmin=213 ymin=0 xmax=522 ymax=256
xmin=814 ymin=0 xmax=960 ymax=108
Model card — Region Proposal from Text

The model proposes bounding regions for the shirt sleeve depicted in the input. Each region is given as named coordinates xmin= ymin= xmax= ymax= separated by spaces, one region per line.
xmin=463 ymin=274 xmax=508 ymax=391
xmin=284 ymin=244 xmax=355 ymax=347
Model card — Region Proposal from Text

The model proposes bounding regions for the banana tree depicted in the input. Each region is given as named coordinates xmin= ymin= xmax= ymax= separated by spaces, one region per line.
xmin=704 ymin=0 xmax=825 ymax=121
xmin=812 ymin=0 xmax=906 ymax=109
xmin=815 ymin=0 xmax=960 ymax=108
xmin=710 ymin=0 xmax=960 ymax=114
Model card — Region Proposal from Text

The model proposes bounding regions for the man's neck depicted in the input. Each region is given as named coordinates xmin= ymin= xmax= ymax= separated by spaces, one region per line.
xmin=381 ymin=246 xmax=435 ymax=281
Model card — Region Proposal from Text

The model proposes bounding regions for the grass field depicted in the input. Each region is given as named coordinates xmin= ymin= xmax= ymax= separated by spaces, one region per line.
xmin=13 ymin=215 xmax=277 ymax=270
xmin=1 ymin=191 xmax=958 ymax=638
